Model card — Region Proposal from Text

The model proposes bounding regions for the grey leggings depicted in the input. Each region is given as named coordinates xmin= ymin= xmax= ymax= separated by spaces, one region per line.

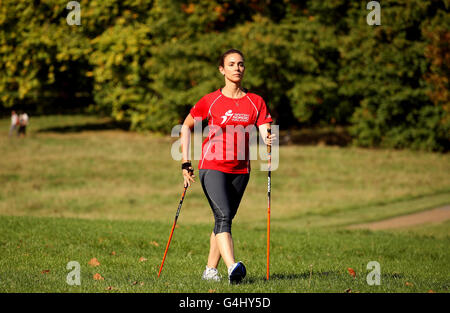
xmin=199 ymin=169 xmax=250 ymax=235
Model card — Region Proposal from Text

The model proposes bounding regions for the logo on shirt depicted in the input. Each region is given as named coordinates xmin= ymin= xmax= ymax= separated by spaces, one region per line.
xmin=221 ymin=110 xmax=234 ymax=124
xmin=233 ymin=113 xmax=250 ymax=123
xmin=220 ymin=110 xmax=251 ymax=124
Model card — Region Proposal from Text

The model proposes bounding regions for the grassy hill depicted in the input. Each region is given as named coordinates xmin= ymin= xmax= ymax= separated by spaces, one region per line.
xmin=0 ymin=115 xmax=449 ymax=292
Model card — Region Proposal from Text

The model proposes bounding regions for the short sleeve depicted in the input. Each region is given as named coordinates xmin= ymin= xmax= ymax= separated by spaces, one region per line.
xmin=190 ymin=96 xmax=209 ymax=121
xmin=256 ymin=98 xmax=273 ymax=126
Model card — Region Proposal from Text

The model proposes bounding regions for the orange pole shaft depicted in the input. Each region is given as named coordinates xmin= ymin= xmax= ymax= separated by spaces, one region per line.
xmin=266 ymin=129 xmax=272 ymax=281
xmin=267 ymin=195 xmax=270 ymax=280
xmin=157 ymin=186 xmax=188 ymax=278
xmin=158 ymin=221 xmax=176 ymax=277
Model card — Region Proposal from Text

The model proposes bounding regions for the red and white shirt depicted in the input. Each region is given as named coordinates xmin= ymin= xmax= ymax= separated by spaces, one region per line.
xmin=190 ymin=89 xmax=273 ymax=174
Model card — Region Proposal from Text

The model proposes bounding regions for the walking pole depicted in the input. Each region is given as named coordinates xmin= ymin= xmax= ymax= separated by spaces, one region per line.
xmin=157 ymin=185 xmax=188 ymax=278
xmin=266 ymin=128 xmax=272 ymax=281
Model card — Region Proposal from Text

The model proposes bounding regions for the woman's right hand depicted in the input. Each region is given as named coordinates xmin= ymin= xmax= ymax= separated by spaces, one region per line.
xmin=182 ymin=167 xmax=195 ymax=188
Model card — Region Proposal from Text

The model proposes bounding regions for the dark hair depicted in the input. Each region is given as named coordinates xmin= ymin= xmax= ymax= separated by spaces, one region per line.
xmin=219 ymin=49 xmax=244 ymax=67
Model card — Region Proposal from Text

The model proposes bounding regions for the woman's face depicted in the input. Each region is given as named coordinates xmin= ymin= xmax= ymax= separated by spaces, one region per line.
xmin=219 ymin=53 xmax=245 ymax=83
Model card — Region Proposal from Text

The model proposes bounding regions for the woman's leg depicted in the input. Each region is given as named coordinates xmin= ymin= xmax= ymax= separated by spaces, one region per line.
xmin=207 ymin=231 xmax=237 ymax=269
xmin=217 ymin=173 xmax=249 ymax=268
xmin=200 ymin=169 xmax=248 ymax=269
xmin=206 ymin=232 xmax=221 ymax=268
xmin=215 ymin=232 xmax=235 ymax=268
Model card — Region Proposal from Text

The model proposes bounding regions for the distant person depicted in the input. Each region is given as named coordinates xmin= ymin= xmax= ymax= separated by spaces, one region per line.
xmin=9 ymin=110 xmax=19 ymax=137
xmin=18 ymin=112 xmax=29 ymax=137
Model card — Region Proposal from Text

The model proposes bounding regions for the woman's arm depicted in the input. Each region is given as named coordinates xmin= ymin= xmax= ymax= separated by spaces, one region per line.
xmin=181 ymin=114 xmax=196 ymax=187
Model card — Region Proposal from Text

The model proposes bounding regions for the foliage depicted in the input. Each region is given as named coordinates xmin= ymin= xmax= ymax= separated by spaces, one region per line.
xmin=340 ymin=0 xmax=450 ymax=151
xmin=0 ymin=0 xmax=448 ymax=150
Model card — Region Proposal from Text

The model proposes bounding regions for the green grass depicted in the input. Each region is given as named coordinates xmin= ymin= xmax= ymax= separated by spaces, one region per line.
xmin=0 ymin=114 xmax=449 ymax=292
xmin=0 ymin=215 xmax=448 ymax=293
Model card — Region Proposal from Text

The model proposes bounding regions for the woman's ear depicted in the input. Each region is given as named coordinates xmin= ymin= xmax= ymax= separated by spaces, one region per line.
xmin=219 ymin=66 xmax=225 ymax=75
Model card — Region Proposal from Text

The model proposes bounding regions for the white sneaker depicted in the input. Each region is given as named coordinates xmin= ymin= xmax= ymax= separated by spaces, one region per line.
xmin=202 ymin=266 xmax=221 ymax=281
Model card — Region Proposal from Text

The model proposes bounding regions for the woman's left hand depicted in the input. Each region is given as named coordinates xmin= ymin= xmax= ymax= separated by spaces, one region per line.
xmin=264 ymin=133 xmax=277 ymax=146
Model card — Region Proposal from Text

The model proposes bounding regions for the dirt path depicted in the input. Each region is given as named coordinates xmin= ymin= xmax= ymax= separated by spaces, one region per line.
xmin=347 ymin=205 xmax=450 ymax=230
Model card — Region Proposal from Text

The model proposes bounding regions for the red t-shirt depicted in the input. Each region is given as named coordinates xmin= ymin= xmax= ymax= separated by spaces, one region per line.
xmin=190 ymin=89 xmax=273 ymax=174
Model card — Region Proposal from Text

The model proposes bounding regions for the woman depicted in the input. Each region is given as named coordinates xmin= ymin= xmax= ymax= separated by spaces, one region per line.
xmin=180 ymin=49 xmax=276 ymax=284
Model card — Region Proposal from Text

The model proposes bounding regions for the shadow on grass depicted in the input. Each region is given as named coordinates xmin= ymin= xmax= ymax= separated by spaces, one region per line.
xmin=271 ymin=272 xmax=311 ymax=280
xmin=243 ymin=271 xmax=405 ymax=284
xmin=279 ymin=127 xmax=352 ymax=147
xmin=242 ymin=271 xmax=341 ymax=284
xmin=271 ymin=271 xmax=342 ymax=280
xmin=36 ymin=120 xmax=130 ymax=133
